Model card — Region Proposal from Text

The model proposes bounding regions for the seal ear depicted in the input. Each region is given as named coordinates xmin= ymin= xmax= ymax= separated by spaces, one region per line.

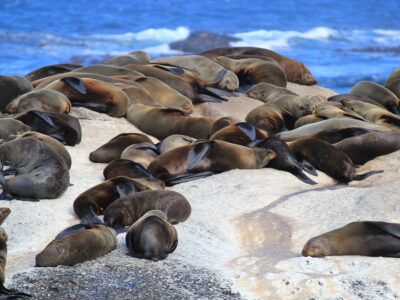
xmin=236 ymin=122 xmax=256 ymax=141
xmin=366 ymin=221 xmax=400 ymax=239
xmin=28 ymin=110 xmax=55 ymax=127
xmin=61 ymin=76 xmax=87 ymax=94
xmin=187 ymin=141 xmax=213 ymax=171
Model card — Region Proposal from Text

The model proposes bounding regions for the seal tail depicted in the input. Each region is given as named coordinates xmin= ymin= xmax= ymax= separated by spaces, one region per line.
xmin=294 ymin=172 xmax=318 ymax=185
xmin=353 ymin=169 xmax=384 ymax=181
xmin=0 ymin=282 xmax=31 ymax=298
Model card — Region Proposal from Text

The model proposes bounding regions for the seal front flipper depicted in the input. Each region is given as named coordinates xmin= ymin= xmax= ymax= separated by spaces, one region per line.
xmin=71 ymin=102 xmax=109 ymax=113
xmin=61 ymin=76 xmax=87 ymax=94
xmin=300 ymin=160 xmax=318 ymax=176
xmin=163 ymin=171 xmax=214 ymax=186
xmin=366 ymin=221 xmax=400 ymax=239
xmin=187 ymin=141 xmax=213 ymax=171
xmin=55 ymin=223 xmax=94 ymax=239
xmin=294 ymin=172 xmax=318 ymax=185
xmin=28 ymin=110 xmax=55 ymax=128
xmin=352 ymin=169 xmax=383 ymax=181
xmin=0 ymin=283 xmax=31 ymax=298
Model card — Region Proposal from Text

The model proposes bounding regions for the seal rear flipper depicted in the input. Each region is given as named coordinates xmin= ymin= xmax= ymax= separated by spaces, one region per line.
xmin=294 ymin=172 xmax=318 ymax=185
xmin=28 ymin=110 xmax=55 ymax=128
xmin=236 ymin=122 xmax=256 ymax=141
xmin=55 ymin=223 xmax=94 ymax=239
xmin=187 ymin=141 xmax=213 ymax=171
xmin=61 ymin=76 xmax=87 ymax=94
xmin=71 ymin=102 xmax=109 ymax=113
xmin=300 ymin=160 xmax=318 ymax=176
xmin=0 ymin=283 xmax=31 ymax=298
xmin=352 ymin=169 xmax=384 ymax=181
xmin=365 ymin=221 xmax=400 ymax=239
xmin=164 ymin=171 xmax=215 ymax=186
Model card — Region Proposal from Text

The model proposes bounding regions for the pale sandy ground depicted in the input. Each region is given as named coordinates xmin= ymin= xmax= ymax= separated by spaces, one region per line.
xmin=2 ymin=84 xmax=400 ymax=299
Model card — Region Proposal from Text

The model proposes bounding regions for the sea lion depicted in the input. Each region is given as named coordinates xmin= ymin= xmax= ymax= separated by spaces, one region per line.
xmin=0 ymin=137 xmax=69 ymax=200
xmin=210 ymin=122 xmax=267 ymax=146
xmin=313 ymin=102 xmax=365 ymax=121
xmin=0 ymin=208 xmax=10 ymax=225
xmin=152 ymin=55 xmax=239 ymax=92
xmin=212 ymin=56 xmax=287 ymax=87
xmin=126 ymin=210 xmax=177 ymax=261
xmin=199 ymin=46 xmax=317 ymax=85
xmin=89 ymin=133 xmax=153 ymax=163
xmin=104 ymin=50 xmax=151 ymax=66
xmin=147 ymin=140 xmax=276 ymax=185
xmin=35 ymin=225 xmax=117 ymax=267
xmin=24 ymin=63 xmax=82 ymax=82
xmin=44 ymin=77 xmax=129 ymax=117
xmin=13 ymin=110 xmax=82 ymax=145
xmin=5 ymin=89 xmax=71 ymax=114
xmin=246 ymin=82 xmax=298 ymax=103
xmin=288 ymin=127 xmax=374 ymax=144
xmin=244 ymin=105 xmax=284 ymax=135
xmin=0 ymin=75 xmax=32 ymax=112
xmin=341 ymin=99 xmax=400 ymax=130
xmin=0 ymin=119 xmax=30 ymax=140
xmin=328 ymin=93 xmax=386 ymax=109
xmin=385 ymin=67 xmax=400 ymax=99
xmin=103 ymin=158 xmax=155 ymax=180
xmin=350 ymin=81 xmax=400 ymax=114
xmin=73 ymin=176 xmax=164 ymax=224
xmin=277 ymin=118 xmax=390 ymax=142
xmin=127 ymin=103 xmax=216 ymax=140
xmin=73 ymin=64 xmax=144 ymax=77
xmin=209 ymin=116 xmax=243 ymax=136
xmin=103 ymin=190 xmax=191 ymax=228
xmin=158 ymin=134 xmax=196 ymax=153
xmin=120 ymin=142 xmax=159 ymax=168
xmin=256 ymin=136 xmax=316 ymax=185
xmin=302 ymin=221 xmax=400 ymax=257
xmin=288 ymin=138 xmax=382 ymax=183
xmin=294 ymin=114 xmax=323 ymax=128
xmin=335 ymin=130 xmax=400 ymax=165
xmin=20 ymin=131 xmax=72 ymax=169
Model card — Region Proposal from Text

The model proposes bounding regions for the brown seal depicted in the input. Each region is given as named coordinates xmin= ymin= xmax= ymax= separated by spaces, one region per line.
xmin=210 ymin=122 xmax=267 ymax=146
xmin=0 ymin=118 xmax=30 ymax=140
xmin=126 ymin=210 xmax=178 ymax=261
xmin=103 ymin=158 xmax=156 ymax=180
xmin=103 ymin=190 xmax=191 ymax=229
xmin=89 ymin=133 xmax=153 ymax=163
xmin=302 ymin=221 xmax=400 ymax=257
xmin=199 ymin=46 xmax=317 ymax=85
xmin=0 ymin=75 xmax=32 ymax=112
xmin=120 ymin=143 xmax=159 ymax=168
xmin=127 ymin=103 xmax=216 ymax=140
xmin=5 ymin=89 xmax=71 ymax=114
xmin=73 ymin=176 xmax=164 ymax=224
xmin=246 ymin=82 xmax=297 ymax=103
xmin=328 ymin=93 xmax=386 ymax=109
xmin=0 ymin=137 xmax=69 ymax=200
xmin=35 ymin=225 xmax=117 ymax=267
xmin=24 ymin=63 xmax=82 ymax=82
xmin=158 ymin=134 xmax=196 ymax=153
xmin=288 ymin=138 xmax=382 ymax=183
xmin=147 ymin=139 xmax=276 ymax=185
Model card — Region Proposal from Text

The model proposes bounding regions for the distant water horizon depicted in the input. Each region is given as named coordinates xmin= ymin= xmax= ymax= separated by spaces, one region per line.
xmin=1 ymin=0 xmax=400 ymax=93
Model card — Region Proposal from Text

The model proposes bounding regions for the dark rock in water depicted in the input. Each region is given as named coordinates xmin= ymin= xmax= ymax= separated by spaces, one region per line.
xmin=170 ymin=32 xmax=240 ymax=53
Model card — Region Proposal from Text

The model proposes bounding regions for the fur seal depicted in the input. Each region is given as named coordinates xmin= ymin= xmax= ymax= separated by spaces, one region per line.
xmin=385 ymin=67 xmax=400 ymax=99
xmin=103 ymin=158 xmax=155 ymax=180
xmin=35 ymin=225 xmax=117 ymax=267
xmin=294 ymin=114 xmax=323 ymax=128
xmin=313 ymin=102 xmax=365 ymax=121
xmin=246 ymin=82 xmax=297 ymax=103
xmin=277 ymin=118 xmax=390 ymax=142
xmin=0 ymin=137 xmax=69 ymax=200
xmin=148 ymin=140 xmax=276 ymax=185
xmin=288 ymin=127 xmax=374 ymax=144
xmin=288 ymin=138 xmax=382 ymax=183
xmin=256 ymin=136 xmax=316 ymax=185
xmin=13 ymin=110 xmax=82 ymax=145
xmin=199 ymin=46 xmax=317 ymax=85
xmin=152 ymin=54 xmax=239 ymax=92
xmin=5 ymin=89 xmax=71 ymax=114
xmin=89 ymin=133 xmax=153 ymax=163
xmin=158 ymin=134 xmax=196 ymax=153
xmin=0 ymin=119 xmax=30 ymax=140
xmin=328 ymin=93 xmax=386 ymax=109
xmin=104 ymin=50 xmax=151 ymax=66
xmin=350 ymin=81 xmax=400 ymax=114
xmin=24 ymin=63 xmax=82 ymax=82
xmin=120 ymin=143 xmax=159 ymax=168
xmin=302 ymin=221 xmax=400 ymax=257
xmin=103 ymin=190 xmax=191 ymax=228
xmin=73 ymin=176 xmax=164 ymax=224
xmin=126 ymin=210 xmax=177 ymax=261
xmin=0 ymin=75 xmax=32 ymax=112
xmin=127 ymin=103 xmax=216 ymax=140
xmin=210 ymin=122 xmax=267 ymax=146
xmin=335 ymin=130 xmax=400 ymax=165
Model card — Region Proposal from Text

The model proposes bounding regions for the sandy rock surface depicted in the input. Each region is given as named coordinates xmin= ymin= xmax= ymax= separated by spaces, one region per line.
xmin=3 ymin=88 xmax=400 ymax=299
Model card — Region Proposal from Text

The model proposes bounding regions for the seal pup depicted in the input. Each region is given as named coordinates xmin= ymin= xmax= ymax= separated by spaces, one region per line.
xmin=126 ymin=210 xmax=178 ymax=261
xmin=73 ymin=176 xmax=164 ymax=225
xmin=147 ymin=140 xmax=276 ymax=185
xmin=246 ymin=82 xmax=298 ymax=103
xmin=288 ymin=138 xmax=383 ymax=183
xmin=0 ymin=137 xmax=69 ymax=200
xmin=103 ymin=190 xmax=191 ymax=229
xmin=35 ymin=225 xmax=117 ymax=267
xmin=199 ymin=46 xmax=317 ymax=85
xmin=24 ymin=63 xmax=82 ymax=82
xmin=103 ymin=158 xmax=155 ymax=180
xmin=0 ymin=75 xmax=32 ymax=112
xmin=120 ymin=143 xmax=159 ymax=168
xmin=302 ymin=221 xmax=400 ymax=257
xmin=210 ymin=122 xmax=267 ymax=146
xmin=89 ymin=133 xmax=153 ymax=163
xmin=328 ymin=93 xmax=386 ymax=109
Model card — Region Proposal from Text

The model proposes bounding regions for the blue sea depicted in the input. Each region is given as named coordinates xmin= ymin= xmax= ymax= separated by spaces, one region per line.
xmin=1 ymin=0 xmax=399 ymax=93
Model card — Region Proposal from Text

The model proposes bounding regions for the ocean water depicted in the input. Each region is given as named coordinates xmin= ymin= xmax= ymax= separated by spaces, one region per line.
xmin=1 ymin=0 xmax=399 ymax=93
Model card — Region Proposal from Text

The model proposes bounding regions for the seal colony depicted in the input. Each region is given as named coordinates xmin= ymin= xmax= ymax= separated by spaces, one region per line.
xmin=1 ymin=45 xmax=400 ymax=298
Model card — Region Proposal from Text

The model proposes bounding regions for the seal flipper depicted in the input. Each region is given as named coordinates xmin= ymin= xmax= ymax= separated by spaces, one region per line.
xmin=0 ymin=283 xmax=31 ymax=298
xmin=187 ymin=141 xmax=213 ymax=171
xmin=71 ymin=102 xmax=109 ymax=113
xmin=366 ymin=221 xmax=400 ymax=239
xmin=236 ymin=122 xmax=256 ymax=142
xmin=55 ymin=223 xmax=94 ymax=239
xmin=388 ymin=104 xmax=400 ymax=115
xmin=61 ymin=77 xmax=87 ymax=94
xmin=300 ymin=160 xmax=318 ymax=176
xmin=352 ymin=169 xmax=383 ymax=181
xmin=78 ymin=206 xmax=104 ymax=225
xmin=294 ymin=172 xmax=318 ymax=185
xmin=163 ymin=171 xmax=214 ymax=186
xmin=132 ymin=163 xmax=154 ymax=179
xmin=28 ymin=110 xmax=55 ymax=128
xmin=114 ymin=179 xmax=138 ymax=198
